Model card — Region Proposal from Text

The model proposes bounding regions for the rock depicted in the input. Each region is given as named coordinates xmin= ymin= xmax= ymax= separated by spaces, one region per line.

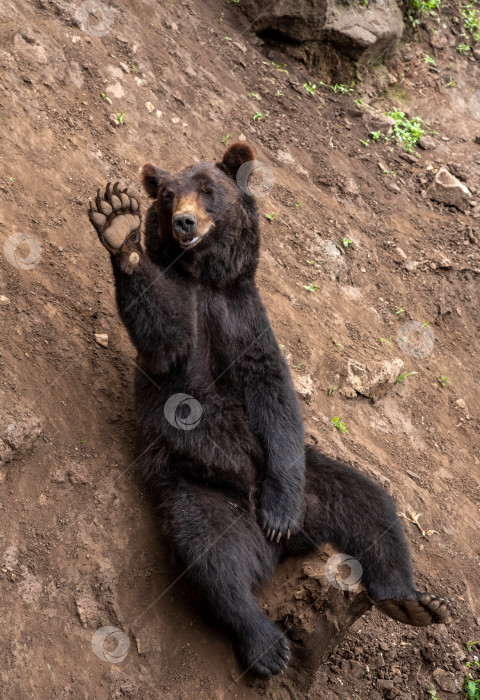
xmin=94 ymin=333 xmax=109 ymax=348
xmin=447 ymin=162 xmax=469 ymax=182
xmin=119 ymin=62 xmax=129 ymax=73
xmin=432 ymin=668 xmax=461 ymax=693
xmin=145 ymin=101 xmax=155 ymax=113
xmin=405 ymin=260 xmax=420 ymax=272
xmin=456 ymin=398 xmax=466 ymax=409
xmin=0 ymin=413 xmax=42 ymax=466
xmin=239 ymin=0 xmax=403 ymax=63
xmin=394 ymin=246 xmax=407 ymax=260
xmin=385 ymin=180 xmax=400 ymax=193
xmin=399 ymin=153 xmax=419 ymax=165
xmin=109 ymin=113 xmax=119 ymax=127
xmin=475 ymin=135 xmax=480 ymax=144
xmin=340 ymin=386 xmax=357 ymax=399
xmin=313 ymin=240 xmax=347 ymax=281
xmin=418 ymin=135 xmax=436 ymax=150
xmin=427 ymin=167 xmax=472 ymax=212
xmin=347 ymin=358 xmax=404 ymax=401
xmin=363 ymin=108 xmax=397 ymax=137
xmin=0 ymin=295 xmax=10 ymax=305
xmin=292 ymin=373 xmax=314 ymax=400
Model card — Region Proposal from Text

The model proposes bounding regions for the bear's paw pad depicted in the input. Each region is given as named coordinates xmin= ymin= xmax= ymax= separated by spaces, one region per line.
xmin=376 ymin=591 xmax=451 ymax=627
xmin=89 ymin=182 xmax=141 ymax=253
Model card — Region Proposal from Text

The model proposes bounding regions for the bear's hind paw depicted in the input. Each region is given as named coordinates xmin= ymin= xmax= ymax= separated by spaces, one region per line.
xmin=89 ymin=181 xmax=141 ymax=253
xmin=375 ymin=591 xmax=451 ymax=627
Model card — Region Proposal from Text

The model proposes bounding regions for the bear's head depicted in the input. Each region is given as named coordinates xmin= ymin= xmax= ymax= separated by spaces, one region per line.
xmin=139 ymin=143 xmax=260 ymax=286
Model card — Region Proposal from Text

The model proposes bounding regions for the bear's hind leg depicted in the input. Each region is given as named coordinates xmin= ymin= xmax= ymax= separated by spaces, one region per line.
xmin=161 ymin=480 xmax=290 ymax=677
xmin=285 ymin=447 xmax=451 ymax=627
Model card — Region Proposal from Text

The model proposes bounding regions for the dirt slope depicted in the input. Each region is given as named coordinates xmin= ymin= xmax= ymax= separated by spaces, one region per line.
xmin=0 ymin=1 xmax=479 ymax=698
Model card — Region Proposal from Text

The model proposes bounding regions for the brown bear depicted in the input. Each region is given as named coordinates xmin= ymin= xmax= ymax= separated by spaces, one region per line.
xmin=88 ymin=143 xmax=451 ymax=678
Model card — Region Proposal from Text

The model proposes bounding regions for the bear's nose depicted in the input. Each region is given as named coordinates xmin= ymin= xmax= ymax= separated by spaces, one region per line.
xmin=173 ymin=213 xmax=197 ymax=236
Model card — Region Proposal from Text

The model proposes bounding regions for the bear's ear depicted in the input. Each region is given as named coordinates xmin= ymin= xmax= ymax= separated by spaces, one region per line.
xmin=217 ymin=142 xmax=255 ymax=181
xmin=140 ymin=162 xmax=170 ymax=198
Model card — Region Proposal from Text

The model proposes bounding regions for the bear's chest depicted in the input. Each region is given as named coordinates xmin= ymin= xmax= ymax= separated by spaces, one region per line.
xmin=192 ymin=289 xmax=254 ymax=382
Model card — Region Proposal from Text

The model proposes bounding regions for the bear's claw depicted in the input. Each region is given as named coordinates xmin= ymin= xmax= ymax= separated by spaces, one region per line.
xmin=89 ymin=181 xmax=141 ymax=253
xmin=375 ymin=591 xmax=452 ymax=627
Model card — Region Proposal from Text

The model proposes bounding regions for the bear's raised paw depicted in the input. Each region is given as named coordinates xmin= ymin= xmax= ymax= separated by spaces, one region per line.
xmin=375 ymin=591 xmax=451 ymax=627
xmin=89 ymin=182 xmax=141 ymax=253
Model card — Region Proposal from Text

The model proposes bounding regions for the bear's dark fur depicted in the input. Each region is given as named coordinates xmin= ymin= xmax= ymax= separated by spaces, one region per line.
xmin=88 ymin=144 xmax=451 ymax=677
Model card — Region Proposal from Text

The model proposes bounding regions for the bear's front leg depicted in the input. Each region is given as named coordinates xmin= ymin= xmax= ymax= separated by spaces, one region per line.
xmin=88 ymin=183 xmax=193 ymax=371
xmin=89 ymin=182 xmax=141 ymax=273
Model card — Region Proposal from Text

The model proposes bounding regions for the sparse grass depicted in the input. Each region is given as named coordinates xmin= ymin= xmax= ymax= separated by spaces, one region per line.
xmin=331 ymin=83 xmax=355 ymax=94
xmin=396 ymin=371 xmax=418 ymax=383
xmin=428 ymin=688 xmax=441 ymax=699
xmin=331 ymin=416 xmax=350 ymax=433
xmin=457 ymin=42 xmax=471 ymax=54
xmin=253 ymin=111 xmax=263 ymax=121
xmin=221 ymin=134 xmax=231 ymax=145
xmin=303 ymin=81 xmax=317 ymax=95
xmin=439 ymin=375 xmax=451 ymax=387
xmin=265 ymin=212 xmax=277 ymax=222
xmin=396 ymin=307 xmax=405 ymax=315
xmin=370 ymin=130 xmax=386 ymax=141
xmin=342 ymin=237 xmax=353 ymax=248
xmin=360 ymin=139 xmax=369 ymax=148
xmin=272 ymin=61 xmax=289 ymax=74
xmin=446 ymin=76 xmax=455 ymax=87
xmin=462 ymin=1 xmax=480 ymax=42
xmin=101 ymin=92 xmax=112 ymax=104
xmin=464 ymin=641 xmax=480 ymax=700
xmin=328 ymin=386 xmax=338 ymax=395
xmin=275 ymin=89 xmax=284 ymax=97
xmin=407 ymin=0 xmax=442 ymax=27
xmin=116 ymin=112 xmax=126 ymax=124
xmin=380 ymin=336 xmax=393 ymax=344
xmin=248 ymin=91 xmax=260 ymax=100
xmin=330 ymin=335 xmax=343 ymax=351
xmin=425 ymin=53 xmax=436 ymax=64
xmin=388 ymin=109 xmax=425 ymax=151
xmin=303 ymin=282 xmax=319 ymax=292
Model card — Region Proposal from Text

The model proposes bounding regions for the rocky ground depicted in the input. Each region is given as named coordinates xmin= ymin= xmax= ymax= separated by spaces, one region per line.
xmin=0 ymin=0 xmax=479 ymax=698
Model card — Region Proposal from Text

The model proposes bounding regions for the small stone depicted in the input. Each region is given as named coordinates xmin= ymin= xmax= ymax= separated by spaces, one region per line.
xmin=292 ymin=373 xmax=314 ymax=400
xmin=418 ymin=135 xmax=436 ymax=150
xmin=238 ymin=133 xmax=247 ymax=141
xmin=171 ymin=116 xmax=180 ymax=124
xmin=109 ymin=113 xmax=119 ymax=128
xmin=145 ymin=101 xmax=155 ymax=113
xmin=456 ymin=398 xmax=466 ymax=409
xmin=94 ymin=333 xmax=109 ymax=348
xmin=432 ymin=668 xmax=461 ymax=693
xmin=404 ymin=260 xmax=420 ymax=271
xmin=427 ymin=167 xmax=471 ymax=212
xmin=0 ymin=295 xmax=10 ymax=305
xmin=475 ymin=136 xmax=480 ymax=144
xmin=119 ymin=62 xmax=129 ymax=73
xmin=395 ymin=246 xmax=407 ymax=260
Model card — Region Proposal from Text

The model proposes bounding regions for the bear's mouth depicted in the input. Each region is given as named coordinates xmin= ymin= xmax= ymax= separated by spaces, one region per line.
xmin=178 ymin=235 xmax=201 ymax=249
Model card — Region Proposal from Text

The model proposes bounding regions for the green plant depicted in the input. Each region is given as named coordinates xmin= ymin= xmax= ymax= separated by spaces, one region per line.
xmin=248 ymin=91 xmax=260 ymax=100
xmin=396 ymin=307 xmax=405 ymax=314
xmin=221 ymin=133 xmax=231 ymax=145
xmin=464 ymin=676 xmax=480 ymax=700
xmin=225 ymin=36 xmax=233 ymax=41
xmin=331 ymin=416 xmax=350 ymax=433
xmin=396 ymin=371 xmax=418 ymax=383
xmin=424 ymin=54 xmax=436 ymax=65
xmin=354 ymin=98 xmax=364 ymax=107
xmin=265 ymin=212 xmax=277 ymax=221
xmin=116 ymin=112 xmax=126 ymax=124
xmin=328 ymin=386 xmax=338 ymax=395
xmin=370 ymin=130 xmax=385 ymax=141
xmin=253 ymin=111 xmax=262 ymax=121
xmin=293 ymin=363 xmax=302 ymax=369
xmin=101 ymin=93 xmax=112 ymax=104
xmin=428 ymin=689 xmax=441 ymax=700
xmin=342 ymin=237 xmax=353 ymax=248
xmin=306 ymin=260 xmax=314 ymax=265
xmin=457 ymin=42 xmax=471 ymax=54
xmin=360 ymin=139 xmax=369 ymax=147
xmin=439 ymin=375 xmax=451 ymax=387
xmin=380 ymin=336 xmax=393 ymax=344
xmin=303 ymin=81 xmax=317 ymax=95
xmin=303 ymin=283 xmax=319 ymax=292
xmin=388 ymin=109 xmax=425 ymax=151
xmin=330 ymin=335 xmax=343 ymax=351
xmin=466 ymin=642 xmax=480 ymax=653
xmin=275 ymin=89 xmax=284 ymax=97
xmin=331 ymin=82 xmax=355 ymax=94
xmin=462 ymin=2 xmax=480 ymax=42
xmin=272 ymin=61 xmax=289 ymax=73
xmin=295 ymin=202 xmax=303 ymax=208
xmin=131 ymin=63 xmax=139 ymax=73
xmin=446 ymin=76 xmax=455 ymax=87
xmin=407 ymin=0 xmax=442 ymax=27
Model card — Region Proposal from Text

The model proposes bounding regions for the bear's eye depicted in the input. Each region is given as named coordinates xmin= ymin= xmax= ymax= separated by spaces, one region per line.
xmin=163 ymin=189 xmax=173 ymax=201
xmin=200 ymin=185 xmax=213 ymax=196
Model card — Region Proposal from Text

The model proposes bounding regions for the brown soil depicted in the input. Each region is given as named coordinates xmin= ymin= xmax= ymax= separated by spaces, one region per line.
xmin=0 ymin=1 xmax=479 ymax=699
